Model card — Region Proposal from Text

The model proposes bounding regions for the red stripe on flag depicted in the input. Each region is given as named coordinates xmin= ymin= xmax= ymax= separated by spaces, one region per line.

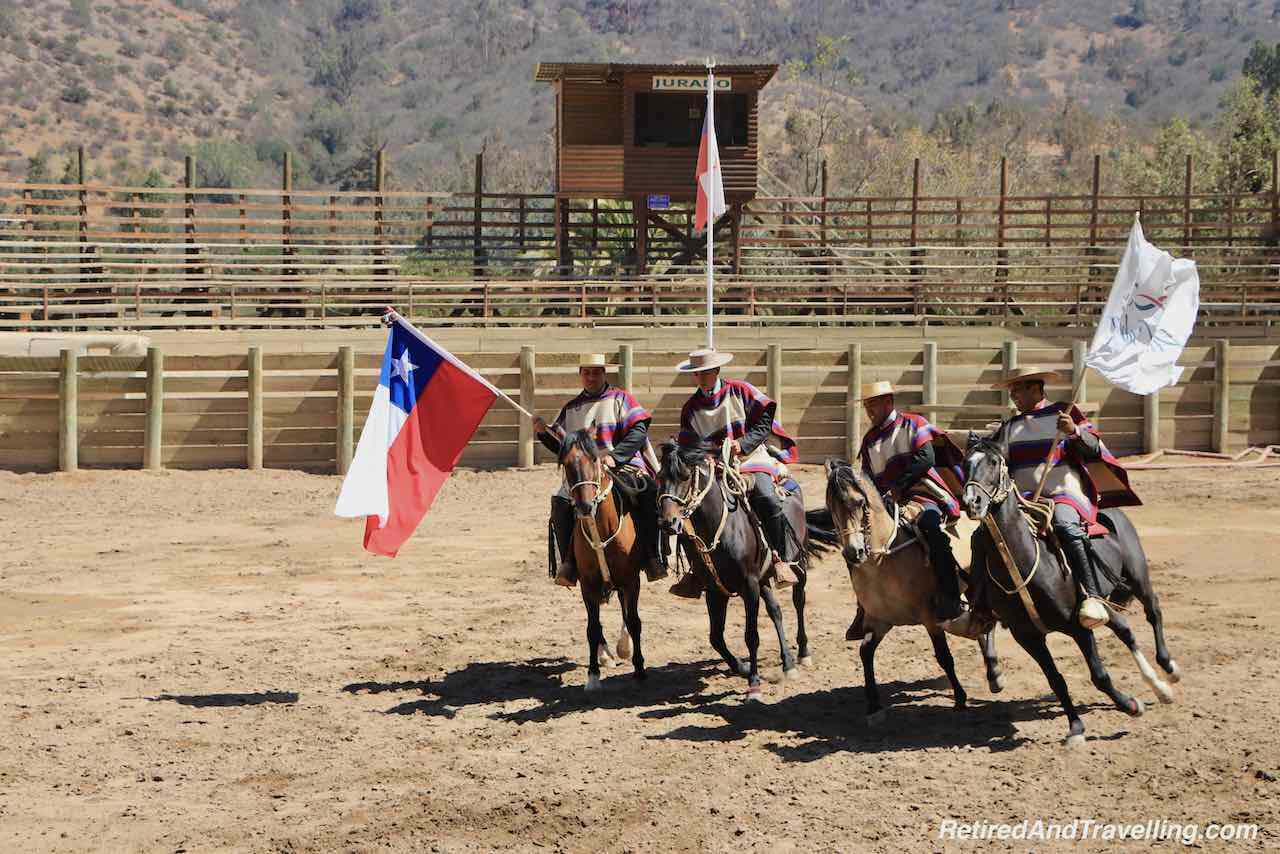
xmin=363 ymin=360 xmax=496 ymax=557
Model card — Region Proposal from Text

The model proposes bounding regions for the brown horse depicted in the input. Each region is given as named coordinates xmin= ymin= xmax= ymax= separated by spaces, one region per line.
xmin=824 ymin=459 xmax=1003 ymax=725
xmin=559 ymin=429 xmax=647 ymax=691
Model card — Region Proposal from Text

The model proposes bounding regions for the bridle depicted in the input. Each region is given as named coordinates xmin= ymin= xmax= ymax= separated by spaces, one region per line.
xmin=963 ymin=446 xmax=1012 ymax=509
xmin=567 ymin=454 xmax=621 ymax=549
xmin=830 ymin=467 xmax=905 ymax=563
xmin=658 ymin=438 xmax=745 ymax=554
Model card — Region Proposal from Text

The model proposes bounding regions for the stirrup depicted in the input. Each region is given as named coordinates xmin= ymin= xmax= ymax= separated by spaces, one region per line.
xmin=770 ymin=558 xmax=798 ymax=588
xmin=644 ymin=558 xmax=668 ymax=583
xmin=668 ymin=573 xmax=702 ymax=599
xmin=941 ymin=610 xmax=990 ymax=640
xmin=1078 ymin=596 xmax=1110 ymax=629
xmin=554 ymin=561 xmax=577 ymax=588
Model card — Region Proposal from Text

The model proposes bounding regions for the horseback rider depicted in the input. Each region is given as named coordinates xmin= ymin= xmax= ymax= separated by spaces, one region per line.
xmin=530 ymin=353 xmax=666 ymax=588
xmin=667 ymin=348 xmax=801 ymax=599
xmin=962 ymin=367 xmax=1141 ymax=631
xmin=856 ymin=380 xmax=969 ymax=624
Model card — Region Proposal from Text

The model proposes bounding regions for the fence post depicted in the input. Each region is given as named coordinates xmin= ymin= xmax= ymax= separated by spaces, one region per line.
xmin=59 ymin=349 xmax=78 ymax=472
xmin=1087 ymin=154 xmax=1101 ymax=288
xmin=619 ymin=343 xmax=634 ymax=392
xmin=473 ymin=152 xmax=484 ymax=278
xmin=1143 ymin=389 xmax=1160 ymax=454
xmin=77 ymin=146 xmax=88 ymax=286
xmin=281 ymin=151 xmax=293 ymax=278
xmin=1001 ymin=340 xmax=1018 ymax=410
xmin=845 ymin=342 xmax=862 ymax=462
xmin=1183 ymin=154 xmax=1193 ymax=252
xmin=144 ymin=346 xmax=163 ymax=470
xmin=1213 ymin=339 xmax=1230 ymax=453
xmin=337 ymin=346 xmax=354 ymax=475
xmin=922 ymin=340 xmax=937 ymax=422
xmin=767 ymin=343 xmax=783 ymax=420
xmin=518 ymin=345 xmax=535 ymax=467
xmin=374 ymin=149 xmax=386 ymax=277
xmin=996 ymin=157 xmax=1008 ymax=314
xmin=1072 ymin=340 xmax=1090 ymax=424
xmin=248 ymin=346 xmax=263 ymax=470
xmin=820 ymin=159 xmax=829 ymax=255
xmin=184 ymin=154 xmax=197 ymax=285
xmin=910 ymin=157 xmax=922 ymax=280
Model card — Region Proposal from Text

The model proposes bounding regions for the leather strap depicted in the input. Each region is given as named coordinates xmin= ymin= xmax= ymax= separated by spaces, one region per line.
xmin=983 ymin=515 xmax=1049 ymax=634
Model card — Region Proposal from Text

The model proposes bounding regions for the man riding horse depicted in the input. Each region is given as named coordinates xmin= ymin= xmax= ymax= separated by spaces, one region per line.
xmin=531 ymin=353 xmax=666 ymax=587
xmin=856 ymin=380 xmax=969 ymax=625
xmin=958 ymin=366 xmax=1141 ymax=632
xmin=668 ymin=348 xmax=801 ymax=599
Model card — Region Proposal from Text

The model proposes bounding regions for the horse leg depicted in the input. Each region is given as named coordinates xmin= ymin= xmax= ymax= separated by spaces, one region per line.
xmin=860 ymin=623 xmax=889 ymax=726
xmin=927 ymin=626 xmax=966 ymax=710
xmin=705 ymin=588 xmax=746 ymax=677
xmin=760 ymin=584 xmax=797 ymax=678
xmin=583 ymin=592 xmax=605 ymax=692
xmin=621 ymin=579 xmax=645 ymax=681
xmin=792 ymin=573 xmax=812 ymax=666
xmin=1133 ymin=577 xmax=1180 ymax=683
xmin=1103 ymin=610 xmax=1173 ymax=705
xmin=1069 ymin=627 xmax=1143 ymax=717
xmin=1010 ymin=627 xmax=1085 ymax=747
xmin=979 ymin=629 xmax=1004 ymax=694
xmin=742 ymin=579 xmax=763 ymax=700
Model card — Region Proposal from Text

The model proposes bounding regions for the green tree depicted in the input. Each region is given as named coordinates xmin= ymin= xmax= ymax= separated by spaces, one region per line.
xmin=782 ymin=34 xmax=862 ymax=195
xmin=1242 ymin=41 xmax=1280 ymax=98
xmin=1214 ymin=77 xmax=1279 ymax=193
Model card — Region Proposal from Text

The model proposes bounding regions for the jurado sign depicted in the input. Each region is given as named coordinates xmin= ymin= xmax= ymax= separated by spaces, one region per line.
xmin=652 ymin=76 xmax=732 ymax=91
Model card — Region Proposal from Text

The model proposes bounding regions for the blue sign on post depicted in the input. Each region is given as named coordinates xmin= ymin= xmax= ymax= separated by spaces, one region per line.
xmin=647 ymin=194 xmax=670 ymax=210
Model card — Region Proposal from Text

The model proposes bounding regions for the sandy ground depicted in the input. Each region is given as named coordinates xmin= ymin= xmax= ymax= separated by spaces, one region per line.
xmin=1 ymin=462 xmax=1278 ymax=852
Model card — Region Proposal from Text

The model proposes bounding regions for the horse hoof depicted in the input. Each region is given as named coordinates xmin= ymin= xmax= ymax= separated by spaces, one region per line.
xmin=954 ymin=697 xmax=967 ymax=711
xmin=585 ymin=673 xmax=602 ymax=692
xmin=1166 ymin=660 xmax=1182 ymax=683
xmin=735 ymin=663 xmax=750 ymax=677
xmin=798 ymin=655 xmax=814 ymax=668
xmin=1065 ymin=733 xmax=1086 ymax=750
xmin=633 ymin=669 xmax=647 ymax=682
xmin=781 ymin=667 xmax=798 ymax=682
xmin=1127 ymin=697 xmax=1145 ymax=717
xmin=745 ymin=685 xmax=764 ymax=703
xmin=1153 ymin=680 xmax=1175 ymax=705
xmin=866 ymin=709 xmax=887 ymax=728
xmin=616 ymin=637 xmax=632 ymax=661
xmin=988 ymin=674 xmax=1005 ymax=694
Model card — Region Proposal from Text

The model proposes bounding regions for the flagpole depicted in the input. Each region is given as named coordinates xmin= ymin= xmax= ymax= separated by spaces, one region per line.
xmin=381 ymin=307 xmax=534 ymax=419
xmin=705 ymin=60 xmax=715 ymax=350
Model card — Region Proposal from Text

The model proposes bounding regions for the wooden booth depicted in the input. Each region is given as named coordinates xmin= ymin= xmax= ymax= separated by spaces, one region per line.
xmin=534 ymin=62 xmax=777 ymax=274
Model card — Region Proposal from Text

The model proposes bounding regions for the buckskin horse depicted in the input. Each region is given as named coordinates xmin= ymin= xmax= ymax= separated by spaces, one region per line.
xmin=962 ymin=438 xmax=1180 ymax=747
xmin=657 ymin=439 xmax=836 ymax=700
xmin=823 ymin=459 xmax=1003 ymax=726
xmin=558 ymin=429 xmax=650 ymax=691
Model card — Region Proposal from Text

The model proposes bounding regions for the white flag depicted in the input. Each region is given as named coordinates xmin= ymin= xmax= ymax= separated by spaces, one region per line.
xmin=1085 ymin=216 xmax=1200 ymax=395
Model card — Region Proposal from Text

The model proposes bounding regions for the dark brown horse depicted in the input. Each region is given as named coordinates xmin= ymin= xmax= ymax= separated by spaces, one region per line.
xmin=824 ymin=459 xmax=1003 ymax=726
xmin=559 ymin=429 xmax=647 ymax=691
xmin=962 ymin=439 xmax=1179 ymax=748
xmin=657 ymin=440 xmax=836 ymax=700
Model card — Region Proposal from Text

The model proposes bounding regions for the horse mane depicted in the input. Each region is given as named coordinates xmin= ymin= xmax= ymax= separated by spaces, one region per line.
xmin=824 ymin=458 xmax=887 ymax=516
xmin=658 ymin=438 xmax=717 ymax=482
xmin=558 ymin=428 xmax=601 ymax=465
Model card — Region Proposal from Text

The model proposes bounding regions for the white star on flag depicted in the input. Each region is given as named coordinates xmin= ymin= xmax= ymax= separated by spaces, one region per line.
xmin=391 ymin=350 xmax=417 ymax=383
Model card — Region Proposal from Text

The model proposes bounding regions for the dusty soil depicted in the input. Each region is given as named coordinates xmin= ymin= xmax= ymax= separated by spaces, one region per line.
xmin=1 ymin=463 xmax=1278 ymax=852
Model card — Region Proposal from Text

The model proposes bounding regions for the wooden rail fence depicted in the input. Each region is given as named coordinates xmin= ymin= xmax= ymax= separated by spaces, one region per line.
xmin=2 ymin=339 xmax=1276 ymax=472
xmin=2 ymin=152 xmax=1280 ymax=328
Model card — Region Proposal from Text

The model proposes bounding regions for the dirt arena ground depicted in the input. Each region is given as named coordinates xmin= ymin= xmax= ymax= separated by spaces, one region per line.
xmin=1 ymin=462 xmax=1278 ymax=852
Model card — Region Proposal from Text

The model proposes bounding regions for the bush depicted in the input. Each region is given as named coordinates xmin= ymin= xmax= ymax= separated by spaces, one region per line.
xmin=160 ymin=33 xmax=188 ymax=65
xmin=61 ymin=81 xmax=91 ymax=104
xmin=1210 ymin=64 xmax=1229 ymax=83
xmin=119 ymin=39 xmax=141 ymax=59
xmin=144 ymin=62 xmax=167 ymax=81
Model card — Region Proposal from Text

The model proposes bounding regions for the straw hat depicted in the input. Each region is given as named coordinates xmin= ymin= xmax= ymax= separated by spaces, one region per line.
xmin=578 ymin=353 xmax=617 ymax=369
xmin=675 ymin=348 xmax=734 ymax=373
xmin=990 ymin=366 xmax=1059 ymax=390
xmin=858 ymin=380 xmax=896 ymax=401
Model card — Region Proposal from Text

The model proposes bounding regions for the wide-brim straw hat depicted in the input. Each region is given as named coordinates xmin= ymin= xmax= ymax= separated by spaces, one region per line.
xmin=578 ymin=353 xmax=618 ymax=369
xmin=858 ymin=380 xmax=896 ymax=401
xmin=675 ymin=348 xmax=734 ymax=373
xmin=990 ymin=366 xmax=1060 ymax=390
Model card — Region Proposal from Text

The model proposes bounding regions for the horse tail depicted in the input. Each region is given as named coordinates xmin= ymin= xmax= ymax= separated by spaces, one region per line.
xmin=802 ymin=507 xmax=839 ymax=560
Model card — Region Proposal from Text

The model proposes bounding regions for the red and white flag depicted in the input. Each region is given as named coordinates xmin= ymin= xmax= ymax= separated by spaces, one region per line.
xmin=694 ymin=73 xmax=726 ymax=233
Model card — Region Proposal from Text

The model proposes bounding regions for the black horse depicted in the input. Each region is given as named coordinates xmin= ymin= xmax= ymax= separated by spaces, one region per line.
xmin=962 ymin=439 xmax=1180 ymax=747
xmin=656 ymin=439 xmax=836 ymax=699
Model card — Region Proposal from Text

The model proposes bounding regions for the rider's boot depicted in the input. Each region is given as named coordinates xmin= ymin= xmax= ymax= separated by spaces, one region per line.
xmin=921 ymin=523 xmax=966 ymax=624
xmin=669 ymin=569 xmax=703 ymax=599
xmin=762 ymin=510 xmax=799 ymax=589
xmin=550 ymin=496 xmax=578 ymax=588
xmin=1062 ymin=533 xmax=1109 ymax=629
xmin=633 ymin=497 xmax=668 ymax=582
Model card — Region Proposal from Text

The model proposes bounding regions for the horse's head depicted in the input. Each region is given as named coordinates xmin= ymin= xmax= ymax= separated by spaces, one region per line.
xmin=559 ymin=428 xmax=605 ymax=517
xmin=823 ymin=458 xmax=882 ymax=565
xmin=656 ymin=439 xmax=713 ymax=535
xmin=962 ymin=438 xmax=1010 ymax=521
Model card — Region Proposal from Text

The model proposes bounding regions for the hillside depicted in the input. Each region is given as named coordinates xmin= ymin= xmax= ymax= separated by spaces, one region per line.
xmin=0 ymin=0 xmax=1278 ymax=192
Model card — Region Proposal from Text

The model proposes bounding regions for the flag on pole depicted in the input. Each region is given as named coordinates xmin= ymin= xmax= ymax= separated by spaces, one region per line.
xmin=1085 ymin=215 xmax=1200 ymax=395
xmin=694 ymin=76 xmax=726 ymax=233
xmin=334 ymin=314 xmax=498 ymax=557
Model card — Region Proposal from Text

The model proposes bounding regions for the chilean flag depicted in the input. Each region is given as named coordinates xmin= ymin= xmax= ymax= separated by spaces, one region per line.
xmin=334 ymin=314 xmax=497 ymax=556
xmin=694 ymin=71 xmax=727 ymax=233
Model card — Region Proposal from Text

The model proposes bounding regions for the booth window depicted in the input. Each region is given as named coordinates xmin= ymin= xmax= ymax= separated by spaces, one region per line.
xmin=635 ymin=93 xmax=749 ymax=147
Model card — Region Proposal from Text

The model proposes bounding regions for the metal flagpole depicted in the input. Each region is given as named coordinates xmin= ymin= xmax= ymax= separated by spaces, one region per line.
xmin=706 ymin=60 xmax=715 ymax=350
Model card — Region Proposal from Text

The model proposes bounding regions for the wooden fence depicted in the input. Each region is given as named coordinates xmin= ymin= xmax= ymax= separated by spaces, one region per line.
xmin=2 ymin=152 xmax=1280 ymax=329
xmin=2 ymin=338 xmax=1275 ymax=472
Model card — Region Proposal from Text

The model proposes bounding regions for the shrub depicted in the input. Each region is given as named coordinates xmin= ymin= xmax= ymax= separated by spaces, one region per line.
xmin=61 ymin=81 xmax=91 ymax=104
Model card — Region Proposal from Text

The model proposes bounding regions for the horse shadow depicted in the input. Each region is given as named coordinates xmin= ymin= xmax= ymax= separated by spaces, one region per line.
xmin=643 ymin=678 xmax=1131 ymax=760
xmin=146 ymin=691 xmax=299 ymax=707
xmin=341 ymin=657 xmax=727 ymax=720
